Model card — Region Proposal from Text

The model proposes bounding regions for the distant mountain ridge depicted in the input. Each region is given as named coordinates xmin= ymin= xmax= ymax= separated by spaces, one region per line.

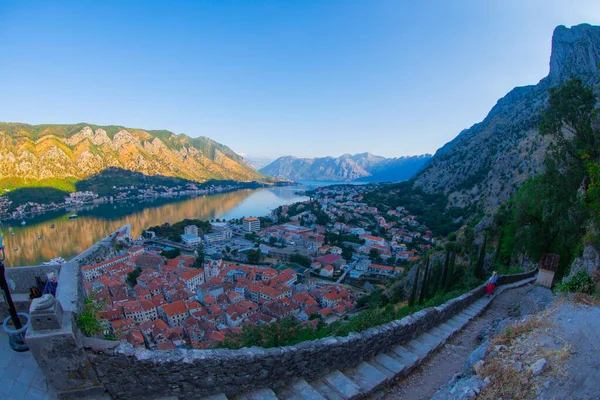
xmin=259 ymin=152 xmax=432 ymax=182
xmin=412 ymin=23 xmax=600 ymax=211
xmin=0 ymin=122 xmax=270 ymax=191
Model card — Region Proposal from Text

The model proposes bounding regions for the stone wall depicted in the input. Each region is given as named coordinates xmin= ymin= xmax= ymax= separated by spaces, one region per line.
xmin=85 ymin=268 xmax=538 ymax=400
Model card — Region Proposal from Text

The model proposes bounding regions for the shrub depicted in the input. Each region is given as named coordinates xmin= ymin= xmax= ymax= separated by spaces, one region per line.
xmin=76 ymin=295 xmax=103 ymax=337
xmin=555 ymin=271 xmax=596 ymax=295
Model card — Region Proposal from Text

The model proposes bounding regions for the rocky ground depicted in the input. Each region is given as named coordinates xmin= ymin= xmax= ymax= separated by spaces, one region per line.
xmin=375 ymin=283 xmax=600 ymax=400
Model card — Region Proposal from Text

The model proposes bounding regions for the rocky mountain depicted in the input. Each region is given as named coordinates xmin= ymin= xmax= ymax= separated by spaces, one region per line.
xmin=356 ymin=154 xmax=433 ymax=182
xmin=259 ymin=152 xmax=431 ymax=182
xmin=0 ymin=123 xmax=270 ymax=189
xmin=413 ymin=23 xmax=600 ymax=211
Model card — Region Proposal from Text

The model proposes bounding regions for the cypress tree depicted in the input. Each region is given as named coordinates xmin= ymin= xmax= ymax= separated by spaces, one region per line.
xmin=418 ymin=257 xmax=430 ymax=305
xmin=408 ymin=263 xmax=420 ymax=307
xmin=474 ymin=232 xmax=487 ymax=280
xmin=440 ymin=247 xmax=451 ymax=291
xmin=444 ymin=252 xmax=456 ymax=292
xmin=430 ymin=260 xmax=442 ymax=295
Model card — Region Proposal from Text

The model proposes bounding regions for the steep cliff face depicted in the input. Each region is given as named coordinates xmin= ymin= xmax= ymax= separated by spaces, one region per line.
xmin=0 ymin=123 xmax=267 ymax=186
xmin=413 ymin=24 xmax=600 ymax=211
xmin=260 ymin=153 xmax=431 ymax=182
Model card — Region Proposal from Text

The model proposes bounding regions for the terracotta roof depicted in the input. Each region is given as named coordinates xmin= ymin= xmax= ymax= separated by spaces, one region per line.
xmin=161 ymin=300 xmax=188 ymax=317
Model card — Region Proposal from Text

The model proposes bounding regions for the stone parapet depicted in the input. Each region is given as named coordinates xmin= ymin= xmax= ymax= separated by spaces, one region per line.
xmin=85 ymin=268 xmax=538 ymax=399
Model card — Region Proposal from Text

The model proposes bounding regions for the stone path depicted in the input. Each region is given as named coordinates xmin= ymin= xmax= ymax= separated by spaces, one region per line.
xmin=222 ymin=277 xmax=536 ymax=400
xmin=0 ymin=329 xmax=57 ymax=400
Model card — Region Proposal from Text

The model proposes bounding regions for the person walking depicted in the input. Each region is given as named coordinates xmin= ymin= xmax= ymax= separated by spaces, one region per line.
xmin=486 ymin=271 xmax=498 ymax=296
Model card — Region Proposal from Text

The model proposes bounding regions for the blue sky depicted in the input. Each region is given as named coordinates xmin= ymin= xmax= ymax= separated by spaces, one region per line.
xmin=1 ymin=1 xmax=599 ymax=160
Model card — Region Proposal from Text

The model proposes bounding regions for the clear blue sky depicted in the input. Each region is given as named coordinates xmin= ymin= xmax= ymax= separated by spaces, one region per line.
xmin=1 ymin=1 xmax=599 ymax=160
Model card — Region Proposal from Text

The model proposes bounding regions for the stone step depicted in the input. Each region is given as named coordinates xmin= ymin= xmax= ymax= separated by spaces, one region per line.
xmin=276 ymin=378 xmax=327 ymax=400
xmin=438 ymin=322 xmax=458 ymax=336
xmin=346 ymin=361 xmax=388 ymax=393
xmin=406 ymin=339 xmax=432 ymax=359
xmin=204 ymin=395 xmax=229 ymax=400
xmin=311 ymin=379 xmax=345 ymax=400
xmin=368 ymin=357 xmax=396 ymax=379
xmin=323 ymin=370 xmax=362 ymax=400
xmin=429 ymin=326 xmax=452 ymax=341
xmin=449 ymin=314 xmax=469 ymax=327
xmin=419 ymin=331 xmax=444 ymax=349
xmin=461 ymin=308 xmax=479 ymax=318
xmin=390 ymin=344 xmax=420 ymax=367
xmin=243 ymin=388 xmax=279 ymax=400
xmin=374 ymin=353 xmax=406 ymax=375
xmin=458 ymin=311 xmax=476 ymax=321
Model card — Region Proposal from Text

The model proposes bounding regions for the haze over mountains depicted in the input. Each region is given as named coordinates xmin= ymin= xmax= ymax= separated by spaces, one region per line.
xmin=259 ymin=153 xmax=432 ymax=182
xmin=412 ymin=23 xmax=600 ymax=211
xmin=0 ymin=123 xmax=269 ymax=190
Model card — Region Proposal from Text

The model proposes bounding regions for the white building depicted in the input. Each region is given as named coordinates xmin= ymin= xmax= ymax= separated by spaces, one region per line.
xmin=242 ymin=217 xmax=260 ymax=232
xmin=184 ymin=225 xmax=199 ymax=236
xmin=181 ymin=234 xmax=202 ymax=246
xmin=204 ymin=228 xmax=233 ymax=243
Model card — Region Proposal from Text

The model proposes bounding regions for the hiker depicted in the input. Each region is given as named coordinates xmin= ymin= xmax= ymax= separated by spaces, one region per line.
xmin=486 ymin=271 xmax=498 ymax=296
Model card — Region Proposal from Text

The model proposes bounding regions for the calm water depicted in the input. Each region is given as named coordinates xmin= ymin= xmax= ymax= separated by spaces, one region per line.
xmin=0 ymin=185 xmax=311 ymax=267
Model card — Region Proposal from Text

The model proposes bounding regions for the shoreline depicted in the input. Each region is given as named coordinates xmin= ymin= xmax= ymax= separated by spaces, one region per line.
xmin=0 ymin=181 xmax=296 ymax=223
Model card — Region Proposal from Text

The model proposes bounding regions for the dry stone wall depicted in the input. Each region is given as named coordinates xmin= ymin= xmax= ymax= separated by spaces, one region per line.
xmin=85 ymin=269 xmax=538 ymax=399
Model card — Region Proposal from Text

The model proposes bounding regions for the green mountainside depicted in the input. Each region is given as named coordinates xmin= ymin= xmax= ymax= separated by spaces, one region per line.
xmin=0 ymin=122 xmax=271 ymax=192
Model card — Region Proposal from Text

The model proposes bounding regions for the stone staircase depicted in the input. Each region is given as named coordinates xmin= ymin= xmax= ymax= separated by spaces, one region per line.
xmin=207 ymin=277 xmax=536 ymax=400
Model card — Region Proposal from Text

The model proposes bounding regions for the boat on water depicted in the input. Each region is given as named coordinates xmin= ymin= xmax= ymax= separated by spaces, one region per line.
xmin=69 ymin=214 xmax=78 ymax=220
xmin=50 ymin=224 xmax=55 ymax=229
xmin=42 ymin=257 xmax=66 ymax=265
xmin=20 ymin=220 xmax=26 ymax=226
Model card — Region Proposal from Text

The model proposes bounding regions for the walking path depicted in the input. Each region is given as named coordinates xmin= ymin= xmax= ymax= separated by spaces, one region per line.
xmin=227 ymin=277 xmax=535 ymax=400
xmin=379 ymin=281 xmax=536 ymax=399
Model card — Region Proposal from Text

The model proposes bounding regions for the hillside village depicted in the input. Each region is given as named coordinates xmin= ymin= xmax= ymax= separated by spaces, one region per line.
xmin=81 ymin=184 xmax=438 ymax=350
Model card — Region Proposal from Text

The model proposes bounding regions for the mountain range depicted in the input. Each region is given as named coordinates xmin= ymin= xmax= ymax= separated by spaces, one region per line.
xmin=259 ymin=153 xmax=432 ymax=182
xmin=412 ymin=23 xmax=600 ymax=211
xmin=0 ymin=123 xmax=269 ymax=191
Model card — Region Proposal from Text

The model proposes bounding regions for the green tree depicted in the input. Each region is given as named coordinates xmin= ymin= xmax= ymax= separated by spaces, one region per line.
xmin=474 ymin=232 xmax=487 ymax=280
xmin=161 ymin=248 xmax=181 ymax=259
xmin=408 ymin=262 xmax=420 ymax=307
xmin=369 ymin=248 xmax=379 ymax=262
xmin=290 ymin=253 xmax=311 ymax=268
xmin=247 ymin=249 xmax=261 ymax=263
xmin=418 ymin=256 xmax=430 ymax=305
xmin=126 ymin=267 xmax=142 ymax=287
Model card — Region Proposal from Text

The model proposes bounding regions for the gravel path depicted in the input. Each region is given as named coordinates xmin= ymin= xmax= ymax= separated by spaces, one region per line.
xmin=373 ymin=283 xmax=536 ymax=400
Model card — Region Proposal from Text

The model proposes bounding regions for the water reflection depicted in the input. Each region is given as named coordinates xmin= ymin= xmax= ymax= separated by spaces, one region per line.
xmin=0 ymin=186 xmax=307 ymax=267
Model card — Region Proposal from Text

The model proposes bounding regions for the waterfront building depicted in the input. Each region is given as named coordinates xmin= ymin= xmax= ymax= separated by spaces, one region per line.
xmin=181 ymin=233 xmax=202 ymax=246
xmin=242 ymin=217 xmax=260 ymax=232
xmin=184 ymin=225 xmax=199 ymax=236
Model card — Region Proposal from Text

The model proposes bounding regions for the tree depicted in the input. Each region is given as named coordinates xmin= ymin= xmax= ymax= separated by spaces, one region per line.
xmin=247 ymin=249 xmax=261 ymax=263
xmin=474 ymin=232 xmax=487 ymax=280
xmin=539 ymin=78 xmax=598 ymax=174
xmin=418 ymin=257 xmax=430 ymax=305
xmin=369 ymin=248 xmax=380 ymax=262
xmin=161 ymin=248 xmax=181 ymax=259
xmin=126 ymin=267 xmax=142 ymax=287
xmin=290 ymin=253 xmax=311 ymax=268
xmin=408 ymin=262 xmax=420 ymax=307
